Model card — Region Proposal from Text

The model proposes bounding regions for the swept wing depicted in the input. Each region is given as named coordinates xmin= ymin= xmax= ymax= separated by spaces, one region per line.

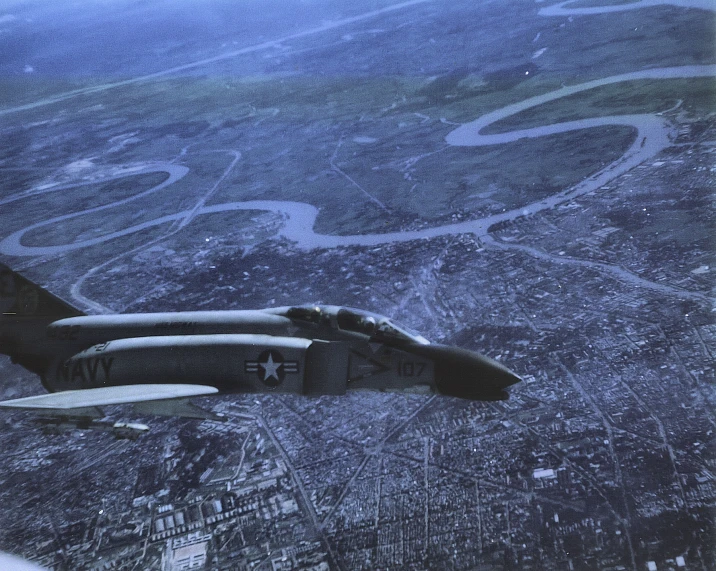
xmin=0 ymin=384 xmax=221 ymax=420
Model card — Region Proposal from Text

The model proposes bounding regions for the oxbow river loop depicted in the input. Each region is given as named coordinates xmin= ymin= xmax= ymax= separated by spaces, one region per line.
xmin=2 ymin=65 xmax=715 ymax=257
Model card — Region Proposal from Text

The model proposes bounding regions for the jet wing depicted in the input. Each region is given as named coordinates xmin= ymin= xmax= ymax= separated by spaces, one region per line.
xmin=0 ymin=384 xmax=223 ymax=421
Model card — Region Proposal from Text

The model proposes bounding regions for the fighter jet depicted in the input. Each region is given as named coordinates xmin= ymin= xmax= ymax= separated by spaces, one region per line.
xmin=0 ymin=263 xmax=520 ymax=432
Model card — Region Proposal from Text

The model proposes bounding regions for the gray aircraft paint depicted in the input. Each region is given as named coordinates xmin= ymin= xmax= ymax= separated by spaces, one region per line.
xmin=0 ymin=264 xmax=520 ymax=413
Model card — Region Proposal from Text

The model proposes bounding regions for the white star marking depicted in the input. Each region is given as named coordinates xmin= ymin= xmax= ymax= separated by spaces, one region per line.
xmin=260 ymin=353 xmax=282 ymax=381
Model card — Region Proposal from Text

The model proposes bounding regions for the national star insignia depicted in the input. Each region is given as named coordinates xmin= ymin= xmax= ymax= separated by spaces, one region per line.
xmin=260 ymin=353 xmax=282 ymax=381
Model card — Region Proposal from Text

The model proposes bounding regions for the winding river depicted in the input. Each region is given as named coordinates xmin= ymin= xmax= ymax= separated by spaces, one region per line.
xmin=2 ymin=65 xmax=714 ymax=257
xmin=538 ymin=0 xmax=714 ymax=16
xmin=1 ymin=0 xmax=714 ymax=306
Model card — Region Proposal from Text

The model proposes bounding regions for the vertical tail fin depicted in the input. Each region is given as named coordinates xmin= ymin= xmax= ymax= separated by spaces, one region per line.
xmin=1 ymin=263 xmax=84 ymax=377
xmin=0 ymin=264 xmax=84 ymax=319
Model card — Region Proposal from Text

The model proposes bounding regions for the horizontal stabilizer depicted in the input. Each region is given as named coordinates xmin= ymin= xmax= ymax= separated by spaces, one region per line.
xmin=0 ymin=384 xmax=219 ymax=411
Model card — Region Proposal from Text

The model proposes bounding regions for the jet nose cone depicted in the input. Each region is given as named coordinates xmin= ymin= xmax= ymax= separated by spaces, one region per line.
xmin=478 ymin=354 xmax=522 ymax=389
xmin=408 ymin=344 xmax=521 ymax=401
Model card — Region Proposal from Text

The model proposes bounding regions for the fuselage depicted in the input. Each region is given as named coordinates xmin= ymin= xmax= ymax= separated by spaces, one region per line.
xmin=4 ymin=304 xmax=520 ymax=401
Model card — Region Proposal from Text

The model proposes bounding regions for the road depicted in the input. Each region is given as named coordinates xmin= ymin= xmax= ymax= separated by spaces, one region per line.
xmin=2 ymin=65 xmax=714 ymax=304
xmin=0 ymin=0 xmax=432 ymax=119
xmin=4 ymin=65 xmax=715 ymax=257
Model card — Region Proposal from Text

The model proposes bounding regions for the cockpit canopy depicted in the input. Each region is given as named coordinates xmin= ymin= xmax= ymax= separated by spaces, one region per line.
xmin=272 ymin=305 xmax=430 ymax=345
